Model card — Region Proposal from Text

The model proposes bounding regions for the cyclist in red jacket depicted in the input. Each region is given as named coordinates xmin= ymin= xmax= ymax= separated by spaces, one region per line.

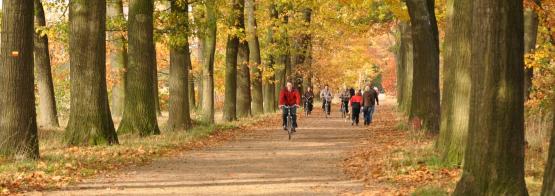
xmin=279 ymin=82 xmax=301 ymax=132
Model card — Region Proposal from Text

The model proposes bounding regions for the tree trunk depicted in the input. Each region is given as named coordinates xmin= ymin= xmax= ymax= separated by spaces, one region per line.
xmin=274 ymin=7 xmax=289 ymax=107
xmin=167 ymin=0 xmax=192 ymax=132
xmin=153 ymin=59 xmax=161 ymax=116
xmin=436 ymin=0 xmax=472 ymax=165
xmin=523 ymin=2 xmax=539 ymax=100
xmin=263 ymin=3 xmax=278 ymax=113
xmin=453 ymin=0 xmax=528 ymax=195
xmin=245 ymin=0 xmax=263 ymax=115
xmin=201 ymin=0 xmax=217 ymax=123
xmin=297 ymin=8 xmax=312 ymax=92
xmin=237 ymin=41 xmax=251 ymax=118
xmin=395 ymin=23 xmax=406 ymax=108
xmin=34 ymin=0 xmax=59 ymax=128
xmin=65 ymin=0 xmax=119 ymax=145
xmin=0 ymin=0 xmax=39 ymax=159
xmin=188 ymin=72 xmax=196 ymax=109
xmin=223 ymin=0 xmax=243 ymax=122
xmin=107 ymin=0 xmax=127 ymax=118
xmin=118 ymin=0 xmax=160 ymax=136
xmin=399 ymin=22 xmax=414 ymax=114
xmin=542 ymin=104 xmax=555 ymax=195
xmin=406 ymin=0 xmax=440 ymax=134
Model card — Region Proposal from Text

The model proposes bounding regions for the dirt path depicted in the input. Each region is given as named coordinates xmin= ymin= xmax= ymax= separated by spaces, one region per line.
xmin=44 ymin=99 xmax=396 ymax=196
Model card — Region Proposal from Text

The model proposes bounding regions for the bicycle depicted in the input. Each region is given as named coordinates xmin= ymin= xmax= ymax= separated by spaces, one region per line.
xmin=282 ymin=105 xmax=298 ymax=140
xmin=324 ymin=100 xmax=330 ymax=118
xmin=340 ymin=101 xmax=348 ymax=122
xmin=303 ymin=97 xmax=312 ymax=117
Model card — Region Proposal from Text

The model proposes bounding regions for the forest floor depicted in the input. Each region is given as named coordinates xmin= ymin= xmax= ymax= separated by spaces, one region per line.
xmin=18 ymin=96 xmax=464 ymax=195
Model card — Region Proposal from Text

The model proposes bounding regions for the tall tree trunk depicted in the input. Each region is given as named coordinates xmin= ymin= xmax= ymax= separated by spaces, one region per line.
xmin=297 ymin=8 xmax=312 ymax=92
xmin=34 ymin=0 xmax=59 ymax=128
xmin=236 ymin=0 xmax=251 ymax=118
xmin=223 ymin=0 xmax=243 ymax=122
xmin=436 ymin=0 xmax=472 ymax=165
xmin=245 ymin=0 xmax=263 ymax=115
xmin=542 ymin=103 xmax=555 ymax=195
xmin=237 ymin=41 xmax=251 ymax=117
xmin=167 ymin=0 xmax=192 ymax=132
xmin=399 ymin=22 xmax=414 ymax=114
xmin=65 ymin=0 xmax=119 ymax=145
xmin=0 ymin=0 xmax=39 ymax=159
xmin=263 ymin=3 xmax=278 ymax=113
xmin=153 ymin=59 xmax=161 ymax=116
xmin=453 ymin=0 xmax=528 ymax=194
xmin=406 ymin=0 xmax=440 ymax=134
xmin=188 ymin=72 xmax=196 ymax=108
xmin=523 ymin=1 xmax=540 ymax=100
xmin=395 ymin=23 xmax=406 ymax=108
xmin=107 ymin=0 xmax=128 ymax=118
xmin=118 ymin=0 xmax=160 ymax=136
xmin=201 ymin=0 xmax=217 ymax=123
xmin=274 ymin=7 xmax=289 ymax=107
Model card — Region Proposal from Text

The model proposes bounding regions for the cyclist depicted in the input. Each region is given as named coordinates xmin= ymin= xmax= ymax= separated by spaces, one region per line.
xmin=350 ymin=90 xmax=363 ymax=126
xmin=319 ymin=85 xmax=333 ymax=115
xmin=279 ymin=82 xmax=301 ymax=132
xmin=339 ymin=87 xmax=351 ymax=114
xmin=362 ymin=86 xmax=379 ymax=125
xmin=303 ymin=87 xmax=315 ymax=115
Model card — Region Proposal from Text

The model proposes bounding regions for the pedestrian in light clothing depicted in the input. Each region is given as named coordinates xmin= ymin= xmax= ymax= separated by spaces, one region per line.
xmin=362 ymin=86 xmax=379 ymax=125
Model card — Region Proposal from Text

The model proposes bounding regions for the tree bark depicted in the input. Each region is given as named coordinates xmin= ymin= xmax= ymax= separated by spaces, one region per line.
xmin=223 ymin=0 xmax=243 ymax=122
xmin=263 ymin=3 xmax=278 ymax=113
xmin=542 ymin=102 xmax=555 ymax=195
xmin=406 ymin=0 xmax=440 ymax=134
xmin=65 ymin=0 xmax=119 ymax=145
xmin=34 ymin=0 xmax=59 ymax=128
xmin=107 ymin=0 xmax=128 ymax=118
xmin=118 ymin=0 xmax=161 ymax=136
xmin=237 ymin=41 xmax=251 ymax=118
xmin=399 ymin=22 xmax=414 ymax=114
xmin=201 ymin=0 xmax=217 ymax=123
xmin=188 ymin=72 xmax=196 ymax=109
xmin=0 ymin=0 xmax=39 ymax=159
xmin=523 ymin=1 xmax=540 ymax=100
xmin=167 ymin=0 xmax=192 ymax=132
xmin=453 ymin=0 xmax=528 ymax=195
xmin=436 ymin=0 xmax=472 ymax=165
xmin=245 ymin=0 xmax=263 ymax=115
xmin=274 ymin=6 xmax=289 ymax=108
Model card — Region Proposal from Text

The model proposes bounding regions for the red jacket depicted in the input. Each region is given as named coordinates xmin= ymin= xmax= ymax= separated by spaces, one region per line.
xmin=350 ymin=95 xmax=363 ymax=106
xmin=279 ymin=88 xmax=301 ymax=106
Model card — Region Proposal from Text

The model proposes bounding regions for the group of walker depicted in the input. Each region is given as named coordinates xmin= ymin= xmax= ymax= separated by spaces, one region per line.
xmin=278 ymin=82 xmax=380 ymax=133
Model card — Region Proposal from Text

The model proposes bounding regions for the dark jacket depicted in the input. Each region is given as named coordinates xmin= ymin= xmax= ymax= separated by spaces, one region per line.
xmin=304 ymin=91 xmax=314 ymax=103
xmin=362 ymin=90 xmax=379 ymax=107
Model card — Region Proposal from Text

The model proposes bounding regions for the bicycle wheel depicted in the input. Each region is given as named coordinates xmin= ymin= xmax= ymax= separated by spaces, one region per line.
xmin=287 ymin=116 xmax=292 ymax=140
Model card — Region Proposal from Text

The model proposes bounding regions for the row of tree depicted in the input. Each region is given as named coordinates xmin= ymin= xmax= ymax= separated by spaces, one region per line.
xmin=0 ymin=0 xmax=313 ymax=159
xmin=395 ymin=0 xmax=554 ymax=194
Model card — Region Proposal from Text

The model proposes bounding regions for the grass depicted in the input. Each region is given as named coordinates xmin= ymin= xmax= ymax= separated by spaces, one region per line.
xmin=412 ymin=186 xmax=448 ymax=196
xmin=0 ymin=113 xmax=277 ymax=194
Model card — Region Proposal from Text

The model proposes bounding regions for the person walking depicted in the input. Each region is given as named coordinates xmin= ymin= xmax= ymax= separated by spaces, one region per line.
xmin=362 ymin=86 xmax=379 ymax=125
xmin=349 ymin=90 xmax=363 ymax=126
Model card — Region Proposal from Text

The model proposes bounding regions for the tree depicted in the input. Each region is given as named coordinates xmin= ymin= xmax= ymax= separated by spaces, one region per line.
xmin=201 ymin=0 xmax=217 ymax=123
xmin=245 ymin=0 xmax=263 ymax=115
xmin=274 ymin=6 xmax=290 ymax=106
xmin=34 ymin=0 xmax=59 ymax=128
xmin=64 ymin=0 xmax=119 ymax=146
xmin=263 ymin=3 xmax=278 ymax=113
xmin=523 ymin=0 xmax=541 ymax=99
xmin=436 ymin=0 xmax=472 ymax=165
xmin=223 ymin=0 xmax=243 ymax=122
xmin=542 ymin=103 xmax=555 ymax=195
xmin=453 ymin=0 xmax=528 ymax=194
xmin=406 ymin=0 xmax=440 ymax=134
xmin=167 ymin=0 xmax=193 ymax=132
xmin=118 ymin=0 xmax=161 ymax=136
xmin=0 ymin=0 xmax=39 ymax=159
xmin=237 ymin=1 xmax=251 ymax=118
xmin=296 ymin=8 xmax=313 ymax=92
xmin=107 ymin=0 xmax=128 ymax=118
